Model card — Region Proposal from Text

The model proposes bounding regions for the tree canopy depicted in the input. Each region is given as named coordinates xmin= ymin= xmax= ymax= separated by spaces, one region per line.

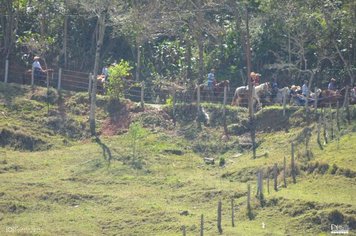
xmin=1 ymin=0 xmax=355 ymax=88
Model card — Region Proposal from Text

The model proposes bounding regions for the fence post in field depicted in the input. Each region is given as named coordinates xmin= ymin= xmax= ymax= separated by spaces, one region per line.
xmin=343 ymin=85 xmax=350 ymax=124
xmin=336 ymin=101 xmax=340 ymax=132
xmin=231 ymin=198 xmax=235 ymax=227
xmin=314 ymin=87 xmax=318 ymax=112
xmin=31 ymin=63 xmax=35 ymax=86
xmin=223 ymin=85 xmax=228 ymax=135
xmin=258 ymin=169 xmax=264 ymax=206
xmin=197 ymin=85 xmax=201 ymax=113
xmin=217 ymin=200 xmax=223 ymax=234
xmin=291 ymin=143 xmax=296 ymax=184
xmin=330 ymin=104 xmax=334 ymax=140
xmin=173 ymin=87 xmax=176 ymax=126
xmin=4 ymin=59 xmax=9 ymax=83
xmin=282 ymin=87 xmax=287 ymax=116
xmin=200 ymin=214 xmax=204 ymax=236
xmin=283 ymin=156 xmax=287 ymax=188
xmin=57 ymin=68 xmax=62 ymax=91
xmin=267 ymin=167 xmax=270 ymax=194
xmin=273 ymin=163 xmax=278 ymax=191
xmin=88 ymin=72 xmax=92 ymax=95
xmin=223 ymin=85 xmax=227 ymax=117
xmin=322 ymin=109 xmax=328 ymax=144
xmin=247 ymin=184 xmax=252 ymax=220
xmin=317 ymin=116 xmax=323 ymax=149
xmin=182 ymin=225 xmax=186 ymax=236
xmin=140 ymin=81 xmax=145 ymax=109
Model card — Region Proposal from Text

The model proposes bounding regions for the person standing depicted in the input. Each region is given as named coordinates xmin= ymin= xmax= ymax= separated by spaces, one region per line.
xmin=32 ymin=56 xmax=46 ymax=81
xmin=207 ymin=68 xmax=216 ymax=90
xmin=328 ymin=78 xmax=337 ymax=91
xmin=101 ymin=63 xmax=110 ymax=82
xmin=302 ymin=80 xmax=309 ymax=97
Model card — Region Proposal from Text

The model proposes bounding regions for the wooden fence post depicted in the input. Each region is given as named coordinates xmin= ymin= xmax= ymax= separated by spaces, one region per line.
xmin=57 ymin=68 xmax=62 ymax=90
xmin=343 ymin=85 xmax=350 ymax=124
xmin=282 ymin=87 xmax=287 ymax=116
xmin=140 ymin=81 xmax=145 ymax=109
xmin=336 ymin=101 xmax=340 ymax=132
xmin=322 ymin=109 xmax=328 ymax=144
xmin=314 ymin=87 xmax=318 ymax=112
xmin=173 ymin=87 xmax=176 ymax=126
xmin=291 ymin=143 xmax=296 ymax=184
xmin=231 ymin=198 xmax=235 ymax=227
xmin=247 ymin=184 xmax=252 ymax=220
xmin=283 ymin=156 xmax=287 ymax=188
xmin=197 ymin=85 xmax=201 ymax=113
xmin=217 ymin=200 xmax=223 ymax=234
xmin=267 ymin=167 xmax=270 ymax=194
xmin=200 ymin=214 xmax=204 ymax=236
xmin=31 ymin=64 xmax=35 ymax=86
xmin=182 ymin=225 xmax=186 ymax=236
xmin=273 ymin=163 xmax=278 ymax=191
xmin=330 ymin=106 xmax=334 ymax=140
xmin=258 ymin=169 xmax=264 ymax=206
xmin=4 ymin=59 xmax=9 ymax=83
xmin=88 ymin=72 xmax=92 ymax=94
xmin=223 ymin=85 xmax=227 ymax=117
xmin=223 ymin=85 xmax=228 ymax=135
xmin=317 ymin=116 xmax=323 ymax=149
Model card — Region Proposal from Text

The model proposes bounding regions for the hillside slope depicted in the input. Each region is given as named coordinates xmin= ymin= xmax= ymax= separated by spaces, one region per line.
xmin=0 ymin=82 xmax=355 ymax=235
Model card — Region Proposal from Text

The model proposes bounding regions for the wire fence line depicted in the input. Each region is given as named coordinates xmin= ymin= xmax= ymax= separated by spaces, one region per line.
xmin=1 ymin=61 xmax=352 ymax=109
xmin=1 ymin=63 xmax=256 ymax=105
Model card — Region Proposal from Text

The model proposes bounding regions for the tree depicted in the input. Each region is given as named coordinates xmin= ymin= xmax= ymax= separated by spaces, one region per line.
xmin=70 ymin=0 xmax=127 ymax=136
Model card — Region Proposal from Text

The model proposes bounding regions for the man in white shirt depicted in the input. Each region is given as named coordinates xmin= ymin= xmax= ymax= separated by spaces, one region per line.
xmin=302 ymin=80 xmax=309 ymax=97
xmin=32 ymin=56 xmax=46 ymax=81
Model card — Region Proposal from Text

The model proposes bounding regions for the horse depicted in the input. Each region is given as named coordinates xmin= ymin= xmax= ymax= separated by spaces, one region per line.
xmin=272 ymin=87 xmax=290 ymax=105
xmin=195 ymin=80 xmax=230 ymax=102
xmin=231 ymin=82 xmax=271 ymax=108
xmin=317 ymin=89 xmax=343 ymax=107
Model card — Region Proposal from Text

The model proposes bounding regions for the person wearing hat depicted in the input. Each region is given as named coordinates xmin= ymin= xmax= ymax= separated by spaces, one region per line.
xmin=249 ymin=72 xmax=259 ymax=86
xmin=290 ymin=84 xmax=307 ymax=106
xmin=32 ymin=56 xmax=46 ymax=81
xmin=328 ymin=78 xmax=337 ymax=91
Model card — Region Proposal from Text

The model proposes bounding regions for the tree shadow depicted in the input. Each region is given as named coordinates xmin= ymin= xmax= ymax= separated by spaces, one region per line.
xmin=95 ymin=136 xmax=112 ymax=165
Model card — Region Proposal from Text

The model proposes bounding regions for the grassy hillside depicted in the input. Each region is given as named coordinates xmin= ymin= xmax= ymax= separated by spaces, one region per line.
xmin=0 ymin=82 xmax=355 ymax=235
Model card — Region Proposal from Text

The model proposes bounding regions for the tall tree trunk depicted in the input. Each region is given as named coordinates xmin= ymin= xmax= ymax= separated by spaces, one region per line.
xmin=63 ymin=13 xmax=68 ymax=68
xmin=185 ymin=34 xmax=192 ymax=82
xmin=4 ymin=0 xmax=16 ymax=59
xmin=245 ymin=7 xmax=256 ymax=159
xmin=89 ymin=13 xmax=106 ymax=136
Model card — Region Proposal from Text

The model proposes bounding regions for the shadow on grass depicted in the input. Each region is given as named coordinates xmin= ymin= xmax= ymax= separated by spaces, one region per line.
xmin=95 ymin=136 xmax=112 ymax=165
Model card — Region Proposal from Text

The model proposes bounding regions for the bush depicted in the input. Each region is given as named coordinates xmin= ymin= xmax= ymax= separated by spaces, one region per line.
xmin=328 ymin=210 xmax=344 ymax=225
xmin=106 ymin=60 xmax=133 ymax=100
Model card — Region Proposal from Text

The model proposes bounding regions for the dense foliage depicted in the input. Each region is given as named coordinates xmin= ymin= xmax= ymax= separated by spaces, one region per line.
xmin=1 ymin=0 xmax=355 ymax=88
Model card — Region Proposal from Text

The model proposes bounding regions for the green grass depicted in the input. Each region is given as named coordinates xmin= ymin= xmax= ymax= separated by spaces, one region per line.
xmin=0 ymin=82 xmax=355 ymax=235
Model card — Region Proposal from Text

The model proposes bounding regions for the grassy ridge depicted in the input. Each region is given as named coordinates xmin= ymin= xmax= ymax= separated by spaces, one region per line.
xmin=0 ymin=82 xmax=355 ymax=235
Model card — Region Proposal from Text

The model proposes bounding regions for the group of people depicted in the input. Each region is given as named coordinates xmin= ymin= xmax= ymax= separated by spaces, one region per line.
xmin=207 ymin=69 xmax=262 ymax=89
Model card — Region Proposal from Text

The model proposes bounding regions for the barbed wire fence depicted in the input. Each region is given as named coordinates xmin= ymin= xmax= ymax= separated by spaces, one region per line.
xmin=1 ymin=61 xmax=354 ymax=111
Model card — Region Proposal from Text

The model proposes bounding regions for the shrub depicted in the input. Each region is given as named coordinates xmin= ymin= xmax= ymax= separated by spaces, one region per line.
xmin=106 ymin=60 xmax=133 ymax=100
xmin=328 ymin=210 xmax=344 ymax=225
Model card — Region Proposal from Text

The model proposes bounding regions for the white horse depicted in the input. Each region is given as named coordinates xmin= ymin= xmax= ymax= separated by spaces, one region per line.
xmin=273 ymin=87 xmax=290 ymax=105
xmin=231 ymin=82 xmax=271 ymax=107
